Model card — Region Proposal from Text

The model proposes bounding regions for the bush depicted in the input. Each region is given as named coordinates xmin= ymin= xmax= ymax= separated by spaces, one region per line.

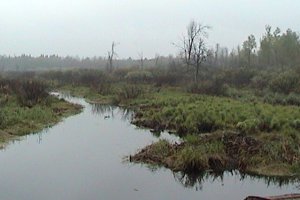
xmin=186 ymin=78 xmax=228 ymax=96
xmin=219 ymin=68 xmax=257 ymax=87
xmin=0 ymin=109 xmax=7 ymax=128
xmin=269 ymin=71 xmax=299 ymax=94
xmin=291 ymin=119 xmax=300 ymax=130
xmin=94 ymin=83 xmax=114 ymax=96
xmin=125 ymin=70 xmax=153 ymax=83
xmin=112 ymin=67 xmax=134 ymax=80
xmin=151 ymin=71 xmax=184 ymax=86
xmin=41 ymin=69 xmax=111 ymax=87
xmin=263 ymin=92 xmax=300 ymax=106
xmin=286 ymin=93 xmax=300 ymax=106
xmin=251 ymin=72 xmax=270 ymax=90
xmin=14 ymin=80 xmax=48 ymax=107
xmin=116 ymin=84 xmax=144 ymax=101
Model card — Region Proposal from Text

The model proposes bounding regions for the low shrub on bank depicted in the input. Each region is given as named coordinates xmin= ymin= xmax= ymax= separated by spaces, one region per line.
xmin=125 ymin=70 xmax=153 ymax=83
xmin=0 ymin=76 xmax=49 ymax=107
xmin=269 ymin=71 xmax=299 ymax=94
xmin=0 ymin=109 xmax=7 ymax=128
xmin=41 ymin=69 xmax=111 ymax=87
xmin=114 ymin=84 xmax=145 ymax=103
xmin=263 ymin=92 xmax=300 ymax=106
xmin=14 ymin=80 xmax=48 ymax=107
xmin=186 ymin=79 xmax=228 ymax=96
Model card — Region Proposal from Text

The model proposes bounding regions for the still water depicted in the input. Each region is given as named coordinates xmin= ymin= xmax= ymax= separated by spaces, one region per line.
xmin=0 ymin=94 xmax=299 ymax=200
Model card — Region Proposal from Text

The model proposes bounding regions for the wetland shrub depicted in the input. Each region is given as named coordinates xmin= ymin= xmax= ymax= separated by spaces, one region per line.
xmin=116 ymin=84 xmax=144 ymax=101
xmin=251 ymin=72 xmax=271 ymax=90
xmin=291 ymin=119 xmax=300 ymax=130
xmin=263 ymin=92 xmax=300 ymax=106
xmin=14 ymin=80 xmax=48 ymax=107
xmin=220 ymin=68 xmax=256 ymax=87
xmin=151 ymin=71 xmax=184 ymax=86
xmin=269 ymin=71 xmax=299 ymax=94
xmin=0 ymin=109 xmax=7 ymax=128
xmin=125 ymin=71 xmax=153 ymax=83
xmin=186 ymin=79 xmax=228 ymax=96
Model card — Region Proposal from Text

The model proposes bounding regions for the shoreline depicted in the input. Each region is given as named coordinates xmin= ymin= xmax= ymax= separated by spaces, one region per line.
xmin=56 ymin=87 xmax=300 ymax=178
xmin=0 ymin=94 xmax=83 ymax=148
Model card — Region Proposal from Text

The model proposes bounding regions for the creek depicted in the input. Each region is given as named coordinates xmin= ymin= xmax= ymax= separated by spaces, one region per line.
xmin=0 ymin=93 xmax=298 ymax=200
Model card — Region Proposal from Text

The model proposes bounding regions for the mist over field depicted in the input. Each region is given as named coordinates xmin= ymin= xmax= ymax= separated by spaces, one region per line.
xmin=0 ymin=0 xmax=299 ymax=58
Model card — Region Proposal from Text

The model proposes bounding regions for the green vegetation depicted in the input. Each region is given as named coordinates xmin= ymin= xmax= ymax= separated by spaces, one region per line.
xmin=0 ymin=78 xmax=82 ymax=147
xmin=0 ymin=95 xmax=81 ymax=136
xmin=131 ymin=131 xmax=300 ymax=176
xmin=130 ymin=90 xmax=300 ymax=135
xmin=1 ymin=24 xmax=300 ymax=178
xmin=35 ymin=65 xmax=300 ymax=177
xmin=47 ymin=73 xmax=300 ymax=176
xmin=128 ymin=90 xmax=300 ymax=176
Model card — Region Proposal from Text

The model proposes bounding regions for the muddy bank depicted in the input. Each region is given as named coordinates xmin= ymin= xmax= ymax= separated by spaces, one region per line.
xmin=130 ymin=132 xmax=300 ymax=177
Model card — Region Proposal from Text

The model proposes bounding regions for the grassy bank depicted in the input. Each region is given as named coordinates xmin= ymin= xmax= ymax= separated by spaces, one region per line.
xmin=0 ymin=79 xmax=82 ymax=147
xmin=1 ymin=95 xmax=82 ymax=136
xmin=128 ymin=90 xmax=300 ymax=177
xmin=131 ymin=132 xmax=300 ymax=177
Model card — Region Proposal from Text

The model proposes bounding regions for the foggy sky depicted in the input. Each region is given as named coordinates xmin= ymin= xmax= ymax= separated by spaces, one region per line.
xmin=0 ymin=0 xmax=299 ymax=59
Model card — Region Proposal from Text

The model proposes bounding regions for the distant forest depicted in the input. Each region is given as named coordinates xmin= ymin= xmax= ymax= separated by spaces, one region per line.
xmin=0 ymin=54 xmax=179 ymax=71
xmin=0 ymin=25 xmax=299 ymax=71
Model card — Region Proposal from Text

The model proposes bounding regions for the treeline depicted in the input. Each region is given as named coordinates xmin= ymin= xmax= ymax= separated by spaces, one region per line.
xmin=0 ymin=26 xmax=299 ymax=72
xmin=210 ymin=25 xmax=300 ymax=69
xmin=0 ymin=54 xmax=179 ymax=71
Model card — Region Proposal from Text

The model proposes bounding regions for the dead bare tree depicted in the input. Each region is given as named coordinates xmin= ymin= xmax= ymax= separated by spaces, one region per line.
xmin=138 ymin=52 xmax=144 ymax=69
xmin=154 ymin=53 xmax=160 ymax=67
xmin=178 ymin=20 xmax=210 ymax=82
xmin=107 ymin=42 xmax=118 ymax=72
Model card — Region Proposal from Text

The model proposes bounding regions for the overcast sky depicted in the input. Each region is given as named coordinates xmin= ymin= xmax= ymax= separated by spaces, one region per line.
xmin=0 ymin=0 xmax=299 ymax=58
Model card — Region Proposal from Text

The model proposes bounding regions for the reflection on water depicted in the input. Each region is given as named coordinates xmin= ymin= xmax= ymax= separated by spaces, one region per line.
xmin=240 ymin=173 xmax=300 ymax=188
xmin=91 ymin=104 xmax=133 ymax=121
xmin=173 ymin=170 xmax=300 ymax=191
xmin=173 ymin=171 xmax=224 ymax=190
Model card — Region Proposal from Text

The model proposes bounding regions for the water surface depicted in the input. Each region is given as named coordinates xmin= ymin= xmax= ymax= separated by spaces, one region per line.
xmin=0 ymin=94 xmax=299 ymax=200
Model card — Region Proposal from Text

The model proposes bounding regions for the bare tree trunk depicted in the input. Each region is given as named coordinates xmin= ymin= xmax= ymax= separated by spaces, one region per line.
xmin=107 ymin=42 xmax=118 ymax=73
xmin=139 ymin=52 xmax=144 ymax=69
xmin=195 ymin=65 xmax=199 ymax=83
xmin=248 ymin=50 xmax=251 ymax=67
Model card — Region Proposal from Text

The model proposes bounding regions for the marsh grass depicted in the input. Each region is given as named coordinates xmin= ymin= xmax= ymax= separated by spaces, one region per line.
xmin=132 ymin=131 xmax=300 ymax=176
xmin=0 ymin=95 xmax=81 ymax=136
xmin=130 ymin=90 xmax=300 ymax=136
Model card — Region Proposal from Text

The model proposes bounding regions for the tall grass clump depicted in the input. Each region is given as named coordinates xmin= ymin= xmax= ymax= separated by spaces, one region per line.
xmin=114 ymin=84 xmax=144 ymax=104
